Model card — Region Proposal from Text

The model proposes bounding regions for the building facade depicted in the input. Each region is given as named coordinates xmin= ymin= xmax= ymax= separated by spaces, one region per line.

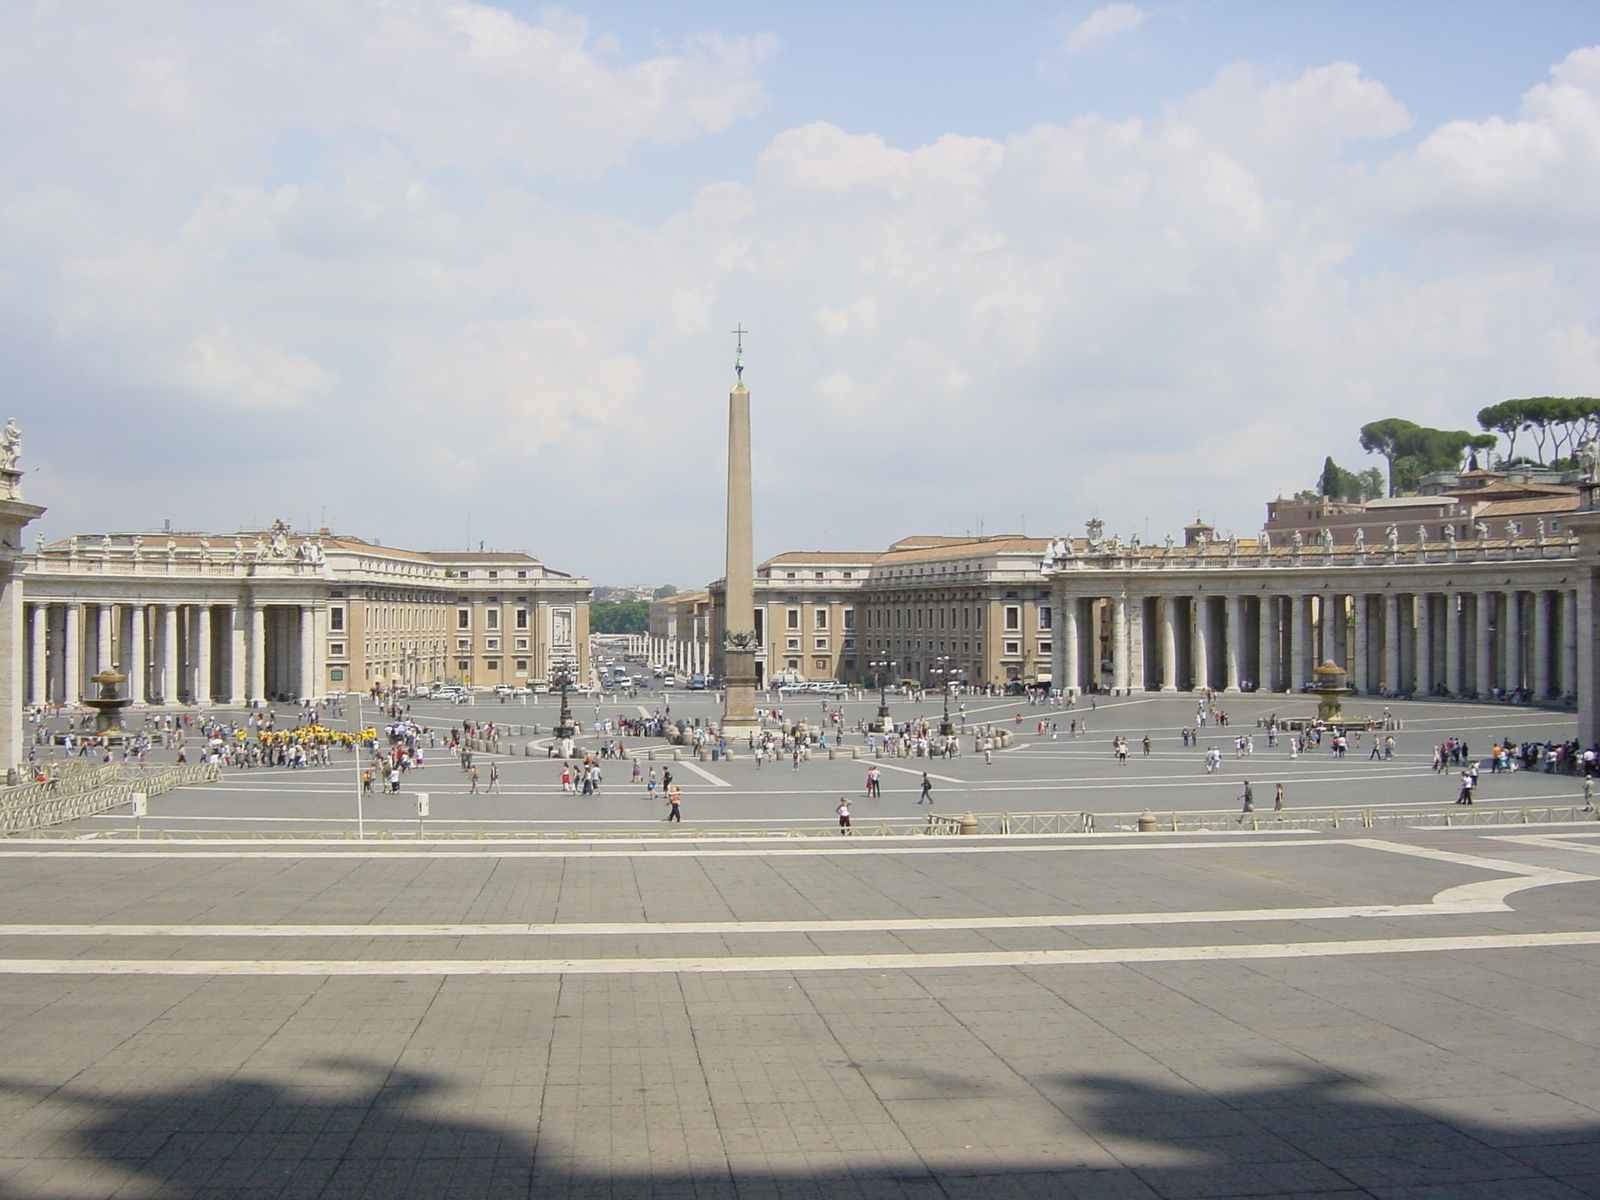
xmin=705 ymin=536 xmax=1054 ymax=689
xmin=22 ymin=524 xmax=590 ymax=706
xmin=1045 ymin=524 xmax=1584 ymax=703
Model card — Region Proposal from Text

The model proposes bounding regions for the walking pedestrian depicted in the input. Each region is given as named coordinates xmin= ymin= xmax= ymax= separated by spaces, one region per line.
xmin=488 ymin=761 xmax=500 ymax=793
xmin=1273 ymin=782 xmax=1284 ymax=813
xmin=665 ymin=785 xmax=681 ymax=822
xmin=1236 ymin=781 xmax=1254 ymax=823
xmin=918 ymin=772 xmax=933 ymax=804
xmin=468 ymin=764 xmax=480 ymax=794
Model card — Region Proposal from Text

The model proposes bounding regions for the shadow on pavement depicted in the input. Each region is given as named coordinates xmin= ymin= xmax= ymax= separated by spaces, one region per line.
xmin=1 ymin=1058 xmax=1598 ymax=1198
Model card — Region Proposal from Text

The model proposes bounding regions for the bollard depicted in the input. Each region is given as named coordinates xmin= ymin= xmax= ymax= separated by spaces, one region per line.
xmin=672 ymin=749 xmax=681 ymax=761
xmin=959 ymin=812 xmax=979 ymax=835
xmin=1137 ymin=808 xmax=1157 ymax=833
xmin=648 ymin=749 xmax=656 ymax=761
xmin=851 ymin=747 xmax=859 ymax=760
xmin=828 ymin=748 xmax=836 ymax=760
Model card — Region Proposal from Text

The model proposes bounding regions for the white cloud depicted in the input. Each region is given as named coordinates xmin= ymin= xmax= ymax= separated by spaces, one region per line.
xmin=1 ymin=7 xmax=1597 ymax=584
xmin=1059 ymin=4 xmax=1147 ymax=57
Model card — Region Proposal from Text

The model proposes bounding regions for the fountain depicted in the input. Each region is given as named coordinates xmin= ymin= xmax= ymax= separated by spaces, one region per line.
xmin=80 ymin=669 xmax=134 ymax=742
xmin=1308 ymin=660 xmax=1353 ymax=723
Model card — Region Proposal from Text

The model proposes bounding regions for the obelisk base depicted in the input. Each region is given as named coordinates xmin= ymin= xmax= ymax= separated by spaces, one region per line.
xmin=720 ymin=648 xmax=760 ymax=732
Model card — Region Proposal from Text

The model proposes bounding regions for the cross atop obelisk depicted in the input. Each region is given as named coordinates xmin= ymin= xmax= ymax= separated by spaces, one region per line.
xmin=721 ymin=325 xmax=759 ymax=732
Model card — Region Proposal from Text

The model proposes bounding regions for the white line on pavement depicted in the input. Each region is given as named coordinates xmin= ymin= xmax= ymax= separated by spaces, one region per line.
xmin=869 ymin=762 xmax=961 ymax=783
xmin=0 ymin=872 xmax=1569 ymax=939
xmin=6 ymin=929 xmax=1600 ymax=975
xmin=674 ymin=760 xmax=731 ymax=787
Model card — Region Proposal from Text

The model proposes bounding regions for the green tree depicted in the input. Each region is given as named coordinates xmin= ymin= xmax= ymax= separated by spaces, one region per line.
xmin=652 ymin=584 xmax=678 ymax=599
xmin=1477 ymin=397 xmax=1600 ymax=465
xmin=1358 ymin=418 xmax=1420 ymax=496
xmin=589 ymin=600 xmax=650 ymax=634
xmin=1360 ymin=418 xmax=1496 ymax=494
xmin=1317 ymin=457 xmax=1365 ymax=502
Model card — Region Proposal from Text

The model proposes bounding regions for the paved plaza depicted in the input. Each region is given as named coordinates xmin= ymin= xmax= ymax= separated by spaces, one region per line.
xmin=41 ymin=691 xmax=1591 ymax=838
xmin=4 ymin=823 xmax=1600 ymax=1196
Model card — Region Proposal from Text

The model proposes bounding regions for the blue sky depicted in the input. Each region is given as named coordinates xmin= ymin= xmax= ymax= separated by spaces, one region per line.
xmin=3 ymin=1 xmax=1598 ymax=584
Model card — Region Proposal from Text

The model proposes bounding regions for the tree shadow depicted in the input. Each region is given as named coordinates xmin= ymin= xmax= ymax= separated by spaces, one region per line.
xmin=1 ymin=1058 xmax=1598 ymax=1198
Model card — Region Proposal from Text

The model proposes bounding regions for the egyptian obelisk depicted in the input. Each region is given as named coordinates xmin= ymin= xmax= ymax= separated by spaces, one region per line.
xmin=720 ymin=328 xmax=759 ymax=732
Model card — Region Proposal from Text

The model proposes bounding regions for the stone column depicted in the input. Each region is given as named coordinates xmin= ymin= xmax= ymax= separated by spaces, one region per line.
xmin=96 ymin=603 xmax=114 ymax=675
xmin=1352 ymin=594 xmax=1369 ymax=693
xmin=195 ymin=605 xmax=213 ymax=704
xmin=1257 ymin=595 xmax=1276 ymax=693
xmin=1534 ymin=590 xmax=1553 ymax=700
xmin=1384 ymin=592 xmax=1402 ymax=694
xmin=299 ymin=605 xmax=317 ymax=702
xmin=1562 ymin=589 xmax=1578 ymax=700
xmin=1191 ymin=597 xmax=1209 ymax=691
xmin=1416 ymin=593 xmax=1433 ymax=695
xmin=161 ymin=605 xmax=179 ymax=704
xmin=249 ymin=601 xmax=266 ymax=704
xmin=1223 ymin=593 xmax=1242 ymax=692
xmin=129 ymin=604 xmax=147 ymax=703
xmin=1503 ymin=591 xmax=1522 ymax=695
xmin=721 ymin=374 xmax=758 ymax=730
xmin=1160 ymin=597 xmax=1178 ymax=692
xmin=228 ymin=604 xmax=247 ymax=704
xmin=1445 ymin=593 xmax=1463 ymax=695
xmin=62 ymin=603 xmax=81 ymax=703
xmin=1110 ymin=595 xmax=1129 ymax=692
xmin=1288 ymin=595 xmax=1306 ymax=691
xmin=1475 ymin=591 xmax=1494 ymax=697
xmin=1061 ymin=599 xmax=1079 ymax=694
xmin=27 ymin=603 xmax=46 ymax=707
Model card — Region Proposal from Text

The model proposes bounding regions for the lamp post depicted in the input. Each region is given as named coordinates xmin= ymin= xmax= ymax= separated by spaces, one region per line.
xmin=929 ymin=655 xmax=961 ymax=736
xmin=870 ymin=657 xmax=895 ymax=733
xmin=552 ymin=657 xmax=578 ymax=740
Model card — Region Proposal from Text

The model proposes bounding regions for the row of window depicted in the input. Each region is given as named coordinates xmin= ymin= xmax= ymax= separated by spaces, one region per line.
xmin=859 ymin=604 xmax=1050 ymax=632
xmin=458 ymin=608 xmax=531 ymax=630
xmin=783 ymin=607 xmax=855 ymax=630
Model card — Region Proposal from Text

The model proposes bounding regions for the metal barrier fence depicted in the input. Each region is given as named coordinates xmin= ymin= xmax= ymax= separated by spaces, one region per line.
xmin=1137 ymin=805 xmax=1599 ymax=833
xmin=0 ymin=763 xmax=222 ymax=834
xmin=4 ymin=802 xmax=1593 ymax=841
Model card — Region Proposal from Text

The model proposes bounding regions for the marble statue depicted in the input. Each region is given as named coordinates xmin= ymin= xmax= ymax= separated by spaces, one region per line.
xmin=1577 ymin=437 xmax=1599 ymax=483
xmin=1536 ymin=518 xmax=1547 ymax=541
xmin=1476 ymin=520 xmax=1490 ymax=541
xmin=1354 ymin=528 xmax=1366 ymax=552
xmin=1444 ymin=525 xmax=1456 ymax=545
xmin=1292 ymin=530 xmax=1304 ymax=549
xmin=0 ymin=418 xmax=21 ymax=473
xmin=1164 ymin=533 xmax=1175 ymax=550
xmin=1385 ymin=524 xmax=1399 ymax=552
xmin=1321 ymin=528 xmax=1335 ymax=554
xmin=33 ymin=533 xmax=43 ymax=554
xmin=269 ymin=518 xmax=292 ymax=558
xmin=1506 ymin=521 xmax=1519 ymax=541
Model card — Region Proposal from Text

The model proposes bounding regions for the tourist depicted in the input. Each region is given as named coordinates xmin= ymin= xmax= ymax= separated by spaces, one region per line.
xmin=836 ymin=797 xmax=852 ymax=834
xmin=918 ymin=773 xmax=933 ymax=804
xmin=665 ymin=785 xmax=681 ymax=822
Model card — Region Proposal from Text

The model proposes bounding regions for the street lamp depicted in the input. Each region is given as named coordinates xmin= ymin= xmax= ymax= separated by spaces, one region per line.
xmin=929 ymin=655 xmax=962 ymax=736
xmin=551 ymin=657 xmax=578 ymax=739
xmin=870 ymin=658 xmax=896 ymax=733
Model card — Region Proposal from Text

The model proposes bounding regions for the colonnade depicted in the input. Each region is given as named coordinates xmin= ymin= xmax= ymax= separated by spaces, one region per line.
xmin=1055 ymin=584 xmax=1580 ymax=700
xmin=24 ymin=599 xmax=321 ymax=706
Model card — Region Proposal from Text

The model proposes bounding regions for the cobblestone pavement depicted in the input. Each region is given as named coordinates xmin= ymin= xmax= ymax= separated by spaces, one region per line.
xmin=3 ymin=826 xmax=1600 ymax=1196
xmin=37 ymin=693 xmax=1590 ymax=838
